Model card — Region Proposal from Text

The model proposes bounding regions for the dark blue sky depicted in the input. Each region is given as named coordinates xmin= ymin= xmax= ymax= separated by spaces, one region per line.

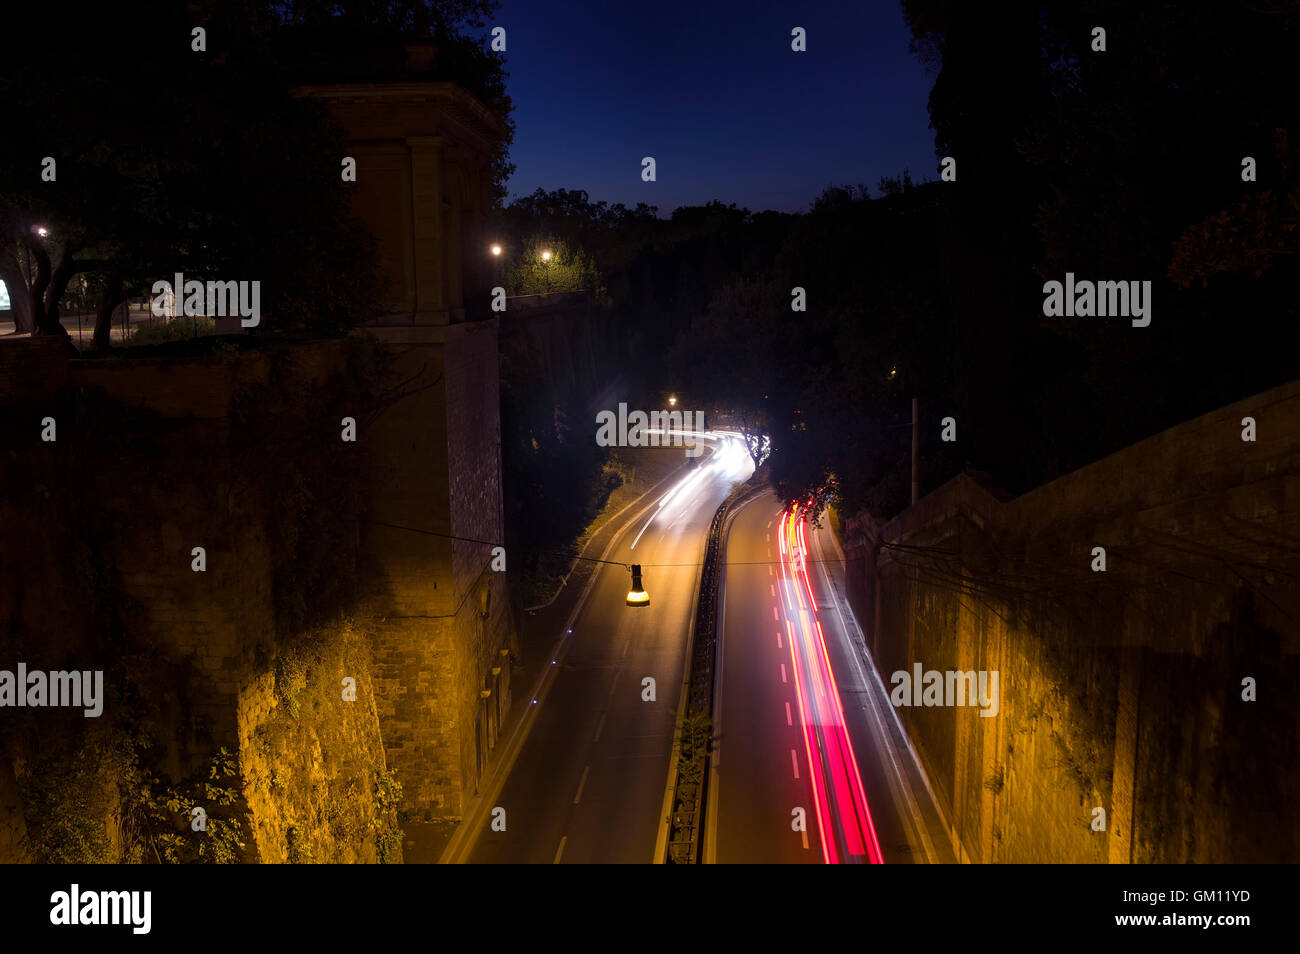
xmin=496 ymin=0 xmax=938 ymax=215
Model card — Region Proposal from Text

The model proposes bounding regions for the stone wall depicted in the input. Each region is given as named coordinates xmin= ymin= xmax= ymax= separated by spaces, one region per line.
xmin=359 ymin=319 xmax=515 ymax=820
xmin=1 ymin=327 xmax=514 ymax=859
xmin=844 ymin=378 xmax=1300 ymax=863
xmin=239 ymin=621 xmax=401 ymax=863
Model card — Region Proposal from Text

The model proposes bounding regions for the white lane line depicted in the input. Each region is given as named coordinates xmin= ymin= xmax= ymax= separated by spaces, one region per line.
xmin=780 ymin=663 xmax=787 ymax=683
xmin=768 ymin=565 xmax=773 ymax=576
xmin=777 ymin=631 xmax=782 ymax=649
xmin=801 ymin=825 xmax=809 ymax=850
xmin=785 ymin=701 xmax=793 ymax=726
xmin=606 ymin=677 xmax=618 ymax=702
xmin=772 ymin=606 xmax=779 ymax=621
xmin=622 ymin=638 xmax=631 ymax=658
xmin=770 ymin=584 xmax=776 ymax=597
xmin=790 ymin=749 xmax=800 ymax=779
xmin=553 ymin=836 xmax=567 ymax=864
xmin=767 ymin=521 xmax=772 ymax=529
xmin=573 ymin=765 xmax=591 ymax=805
xmin=593 ymin=712 xmax=607 ymax=743
xmin=765 ymin=533 xmax=770 ymax=542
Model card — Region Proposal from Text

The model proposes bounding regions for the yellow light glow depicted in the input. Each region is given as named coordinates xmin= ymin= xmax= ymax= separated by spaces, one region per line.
xmin=541 ymin=250 xmax=553 ymax=261
xmin=626 ymin=590 xmax=650 ymax=607
xmin=490 ymin=244 xmax=502 ymax=256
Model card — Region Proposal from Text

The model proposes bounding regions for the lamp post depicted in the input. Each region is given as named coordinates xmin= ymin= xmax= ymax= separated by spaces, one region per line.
xmin=541 ymin=249 xmax=552 ymax=295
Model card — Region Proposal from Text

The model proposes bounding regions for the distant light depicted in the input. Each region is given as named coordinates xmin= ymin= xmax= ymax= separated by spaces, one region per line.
xmin=490 ymin=244 xmax=502 ymax=256
xmin=668 ymin=395 xmax=677 ymax=407
xmin=35 ymin=227 xmax=48 ymax=237
xmin=541 ymin=250 xmax=553 ymax=262
xmin=551 ymin=660 xmax=556 ymax=665
xmin=567 ymin=628 xmax=572 ymax=634
xmin=532 ymin=699 xmax=538 ymax=704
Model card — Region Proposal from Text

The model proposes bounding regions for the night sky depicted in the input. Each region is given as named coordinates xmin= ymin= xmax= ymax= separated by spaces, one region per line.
xmin=498 ymin=0 xmax=937 ymax=214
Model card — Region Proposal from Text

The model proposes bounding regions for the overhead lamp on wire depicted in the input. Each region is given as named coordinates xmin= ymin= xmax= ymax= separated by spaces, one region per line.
xmin=626 ymin=563 xmax=650 ymax=607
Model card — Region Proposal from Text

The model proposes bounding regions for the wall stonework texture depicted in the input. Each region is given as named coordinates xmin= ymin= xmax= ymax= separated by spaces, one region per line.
xmin=356 ymin=320 xmax=515 ymax=821
xmin=2 ymin=71 xmax=516 ymax=860
xmin=844 ymin=378 xmax=1300 ymax=863
xmin=0 ymin=322 xmax=516 ymax=858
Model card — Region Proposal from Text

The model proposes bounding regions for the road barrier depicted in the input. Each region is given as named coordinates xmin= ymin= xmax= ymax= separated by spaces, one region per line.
xmin=665 ymin=479 xmax=765 ymax=863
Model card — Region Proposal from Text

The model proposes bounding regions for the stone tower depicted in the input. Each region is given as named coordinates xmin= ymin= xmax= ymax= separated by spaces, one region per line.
xmin=294 ymin=34 xmax=515 ymax=821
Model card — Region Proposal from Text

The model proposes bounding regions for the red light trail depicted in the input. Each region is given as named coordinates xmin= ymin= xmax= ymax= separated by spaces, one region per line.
xmin=779 ymin=507 xmax=884 ymax=864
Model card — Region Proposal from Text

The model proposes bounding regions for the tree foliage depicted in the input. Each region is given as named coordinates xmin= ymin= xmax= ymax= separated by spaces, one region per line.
xmin=0 ymin=0 xmax=512 ymax=345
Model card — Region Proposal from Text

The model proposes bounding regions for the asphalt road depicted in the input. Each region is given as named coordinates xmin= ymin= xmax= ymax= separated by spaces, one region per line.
xmin=707 ymin=492 xmax=958 ymax=864
xmin=465 ymin=434 xmax=752 ymax=863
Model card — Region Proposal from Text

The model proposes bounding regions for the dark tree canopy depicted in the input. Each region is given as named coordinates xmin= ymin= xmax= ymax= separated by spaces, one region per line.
xmin=0 ymin=0 xmax=510 ymax=344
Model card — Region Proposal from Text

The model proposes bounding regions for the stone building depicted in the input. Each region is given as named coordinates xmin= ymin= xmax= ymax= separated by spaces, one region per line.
xmin=294 ymin=35 xmax=516 ymax=821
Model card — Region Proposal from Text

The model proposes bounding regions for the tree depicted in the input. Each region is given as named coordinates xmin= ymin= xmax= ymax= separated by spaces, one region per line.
xmin=1 ymin=0 xmax=512 ymax=347
xmin=503 ymin=236 xmax=603 ymax=298
xmin=901 ymin=0 xmax=1300 ymax=494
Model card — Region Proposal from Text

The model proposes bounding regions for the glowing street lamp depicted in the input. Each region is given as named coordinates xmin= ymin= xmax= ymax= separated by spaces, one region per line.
xmin=490 ymin=244 xmax=502 ymax=256
xmin=668 ymin=395 xmax=677 ymax=407
xmin=35 ymin=226 xmax=49 ymax=237
xmin=540 ymin=249 xmax=553 ymax=294
xmin=626 ymin=564 xmax=650 ymax=607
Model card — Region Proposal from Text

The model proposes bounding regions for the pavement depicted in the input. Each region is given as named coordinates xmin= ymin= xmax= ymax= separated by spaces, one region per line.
xmin=1 ymin=306 xmax=169 ymax=345
xmin=444 ymin=433 xmax=753 ymax=863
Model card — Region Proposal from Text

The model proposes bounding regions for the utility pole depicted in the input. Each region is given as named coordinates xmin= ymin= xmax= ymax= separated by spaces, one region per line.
xmin=911 ymin=397 xmax=919 ymax=506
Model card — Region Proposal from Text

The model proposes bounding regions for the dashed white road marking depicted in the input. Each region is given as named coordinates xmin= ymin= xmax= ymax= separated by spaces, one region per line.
xmin=780 ymin=663 xmax=787 ymax=683
xmin=593 ymin=712 xmax=607 ymax=743
xmin=790 ymin=749 xmax=800 ymax=779
xmin=785 ymin=701 xmax=793 ymax=726
xmin=553 ymin=836 xmax=567 ymax=864
xmin=573 ymin=765 xmax=591 ymax=805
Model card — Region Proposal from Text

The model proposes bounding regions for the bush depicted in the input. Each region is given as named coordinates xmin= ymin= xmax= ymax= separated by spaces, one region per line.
xmin=126 ymin=316 xmax=216 ymax=347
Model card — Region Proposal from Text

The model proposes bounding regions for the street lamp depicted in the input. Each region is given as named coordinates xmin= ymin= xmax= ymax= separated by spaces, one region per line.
xmin=626 ymin=564 xmax=650 ymax=607
xmin=668 ymin=395 xmax=677 ymax=407
xmin=490 ymin=244 xmax=502 ymax=257
xmin=540 ymin=249 xmax=552 ymax=294
xmin=35 ymin=226 xmax=49 ymax=238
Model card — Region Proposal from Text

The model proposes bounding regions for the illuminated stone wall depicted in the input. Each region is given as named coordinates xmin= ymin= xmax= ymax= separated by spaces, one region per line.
xmin=846 ymin=378 xmax=1300 ymax=863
